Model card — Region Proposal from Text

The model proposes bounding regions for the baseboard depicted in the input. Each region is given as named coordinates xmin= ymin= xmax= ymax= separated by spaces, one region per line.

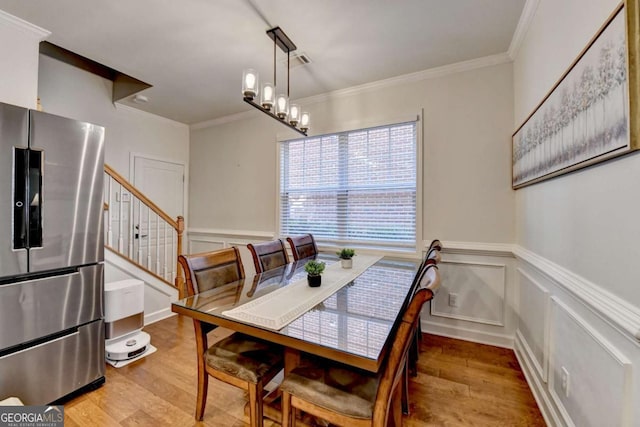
xmin=144 ymin=308 xmax=175 ymax=326
xmin=421 ymin=320 xmax=514 ymax=349
xmin=515 ymin=331 xmax=563 ymax=427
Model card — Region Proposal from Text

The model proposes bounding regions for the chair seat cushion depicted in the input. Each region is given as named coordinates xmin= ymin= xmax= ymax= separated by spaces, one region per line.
xmin=280 ymin=360 xmax=380 ymax=419
xmin=205 ymin=333 xmax=283 ymax=383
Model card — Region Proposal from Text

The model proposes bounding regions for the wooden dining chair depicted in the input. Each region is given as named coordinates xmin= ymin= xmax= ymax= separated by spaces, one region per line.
xmin=279 ymin=278 xmax=438 ymax=427
xmin=178 ymin=247 xmax=284 ymax=426
xmin=415 ymin=244 xmax=442 ymax=275
xmin=286 ymin=234 xmax=319 ymax=261
xmin=404 ymin=265 xmax=441 ymax=413
xmin=247 ymin=239 xmax=289 ymax=274
xmin=427 ymin=238 xmax=443 ymax=252
xmin=425 ymin=248 xmax=441 ymax=266
xmin=407 ymin=250 xmax=442 ymax=394
xmin=412 ymin=248 xmax=441 ymax=331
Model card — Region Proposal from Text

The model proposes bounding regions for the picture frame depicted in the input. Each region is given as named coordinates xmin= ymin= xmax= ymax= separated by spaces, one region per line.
xmin=512 ymin=1 xmax=640 ymax=189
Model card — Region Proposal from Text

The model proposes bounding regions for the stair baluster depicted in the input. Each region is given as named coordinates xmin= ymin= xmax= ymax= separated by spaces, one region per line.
xmin=103 ymin=164 xmax=185 ymax=297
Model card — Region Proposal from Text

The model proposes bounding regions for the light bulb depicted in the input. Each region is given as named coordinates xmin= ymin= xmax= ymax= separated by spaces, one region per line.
xmin=300 ymin=112 xmax=310 ymax=132
xmin=289 ymin=104 xmax=300 ymax=126
xmin=242 ymin=69 xmax=258 ymax=100
xmin=275 ymin=94 xmax=288 ymax=119
xmin=261 ymin=83 xmax=274 ymax=110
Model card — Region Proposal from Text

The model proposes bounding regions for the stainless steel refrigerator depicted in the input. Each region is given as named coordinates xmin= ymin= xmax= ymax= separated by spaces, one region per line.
xmin=0 ymin=101 xmax=105 ymax=404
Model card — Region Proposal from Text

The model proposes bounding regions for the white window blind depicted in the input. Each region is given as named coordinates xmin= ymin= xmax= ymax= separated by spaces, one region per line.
xmin=279 ymin=121 xmax=417 ymax=251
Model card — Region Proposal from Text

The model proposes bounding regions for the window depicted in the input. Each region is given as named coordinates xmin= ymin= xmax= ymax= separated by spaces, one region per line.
xmin=279 ymin=121 xmax=417 ymax=251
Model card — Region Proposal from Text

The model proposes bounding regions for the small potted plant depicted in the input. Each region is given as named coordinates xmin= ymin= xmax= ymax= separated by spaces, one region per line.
xmin=304 ymin=260 xmax=326 ymax=287
xmin=337 ymin=248 xmax=356 ymax=269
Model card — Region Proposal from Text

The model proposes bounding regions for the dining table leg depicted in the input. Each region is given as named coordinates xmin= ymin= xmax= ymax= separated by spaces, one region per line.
xmin=284 ymin=347 xmax=301 ymax=374
xmin=257 ymin=347 xmax=303 ymax=425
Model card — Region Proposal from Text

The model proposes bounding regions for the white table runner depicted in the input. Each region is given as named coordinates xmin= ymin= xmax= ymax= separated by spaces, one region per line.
xmin=222 ymin=254 xmax=382 ymax=330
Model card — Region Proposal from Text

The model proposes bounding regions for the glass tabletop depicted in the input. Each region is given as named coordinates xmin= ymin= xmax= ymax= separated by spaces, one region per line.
xmin=172 ymin=254 xmax=420 ymax=371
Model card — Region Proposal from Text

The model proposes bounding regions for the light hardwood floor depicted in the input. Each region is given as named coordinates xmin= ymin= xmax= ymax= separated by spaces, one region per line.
xmin=63 ymin=315 xmax=545 ymax=426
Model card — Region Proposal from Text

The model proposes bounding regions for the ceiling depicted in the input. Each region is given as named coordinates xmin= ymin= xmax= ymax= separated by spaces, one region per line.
xmin=0 ymin=0 xmax=526 ymax=124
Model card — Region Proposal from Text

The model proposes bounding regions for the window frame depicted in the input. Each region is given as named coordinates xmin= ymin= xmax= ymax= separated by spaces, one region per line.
xmin=275 ymin=114 xmax=423 ymax=257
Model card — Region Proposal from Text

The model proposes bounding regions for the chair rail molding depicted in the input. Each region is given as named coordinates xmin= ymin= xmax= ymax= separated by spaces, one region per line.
xmin=513 ymin=245 xmax=640 ymax=344
xmin=425 ymin=240 xmax=515 ymax=257
xmin=187 ymin=228 xmax=276 ymax=239
xmin=426 ymin=240 xmax=640 ymax=345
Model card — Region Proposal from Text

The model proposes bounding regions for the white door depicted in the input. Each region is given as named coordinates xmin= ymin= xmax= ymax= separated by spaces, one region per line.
xmin=134 ymin=156 xmax=184 ymax=219
xmin=133 ymin=156 xmax=185 ymax=278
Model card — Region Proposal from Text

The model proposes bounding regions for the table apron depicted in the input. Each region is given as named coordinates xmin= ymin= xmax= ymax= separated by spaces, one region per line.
xmin=172 ymin=304 xmax=383 ymax=373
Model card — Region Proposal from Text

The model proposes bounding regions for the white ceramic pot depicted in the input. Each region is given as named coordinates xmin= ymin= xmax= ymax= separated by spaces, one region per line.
xmin=341 ymin=258 xmax=353 ymax=269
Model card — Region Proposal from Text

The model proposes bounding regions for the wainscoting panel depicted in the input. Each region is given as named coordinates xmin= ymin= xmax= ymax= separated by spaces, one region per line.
xmin=420 ymin=242 xmax=516 ymax=349
xmin=187 ymin=228 xmax=275 ymax=255
xmin=431 ymin=260 xmax=506 ymax=326
xmin=189 ymin=238 xmax=225 ymax=253
xmin=517 ymin=267 xmax=550 ymax=382
xmin=549 ymin=297 xmax=632 ymax=427
xmin=186 ymin=229 xmax=276 ymax=276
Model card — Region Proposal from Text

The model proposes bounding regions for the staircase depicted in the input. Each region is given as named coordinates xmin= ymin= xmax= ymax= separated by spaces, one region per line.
xmin=103 ymin=164 xmax=185 ymax=303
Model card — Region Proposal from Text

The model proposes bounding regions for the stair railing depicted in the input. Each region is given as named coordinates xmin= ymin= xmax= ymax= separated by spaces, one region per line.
xmin=104 ymin=164 xmax=185 ymax=297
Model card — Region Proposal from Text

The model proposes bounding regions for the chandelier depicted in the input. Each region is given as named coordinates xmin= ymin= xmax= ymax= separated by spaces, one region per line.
xmin=242 ymin=27 xmax=309 ymax=136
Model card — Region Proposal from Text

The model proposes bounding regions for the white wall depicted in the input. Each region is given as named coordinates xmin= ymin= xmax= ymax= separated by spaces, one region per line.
xmin=0 ymin=10 xmax=48 ymax=108
xmin=189 ymin=59 xmax=518 ymax=346
xmin=190 ymin=61 xmax=515 ymax=243
xmin=38 ymin=55 xmax=189 ymax=180
xmin=513 ymin=0 xmax=640 ymax=307
xmin=105 ymin=249 xmax=178 ymax=325
xmin=37 ymin=54 xmax=190 ymax=322
xmin=513 ymin=0 xmax=640 ymax=425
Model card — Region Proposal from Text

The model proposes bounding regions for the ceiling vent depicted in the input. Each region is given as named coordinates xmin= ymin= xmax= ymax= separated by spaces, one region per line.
xmin=283 ymin=52 xmax=311 ymax=69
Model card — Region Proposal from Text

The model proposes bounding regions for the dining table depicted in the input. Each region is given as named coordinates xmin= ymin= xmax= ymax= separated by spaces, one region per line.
xmin=171 ymin=252 xmax=421 ymax=421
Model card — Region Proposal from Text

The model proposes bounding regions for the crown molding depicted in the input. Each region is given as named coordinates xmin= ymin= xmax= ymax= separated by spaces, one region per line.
xmin=190 ymin=108 xmax=258 ymax=130
xmin=298 ymin=52 xmax=512 ymax=108
xmin=190 ymin=52 xmax=512 ymax=131
xmin=508 ymin=0 xmax=540 ymax=60
xmin=0 ymin=9 xmax=50 ymax=40
xmin=115 ymin=103 xmax=188 ymax=129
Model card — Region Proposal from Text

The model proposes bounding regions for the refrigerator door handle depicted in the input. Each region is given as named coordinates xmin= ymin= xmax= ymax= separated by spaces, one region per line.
xmin=28 ymin=150 xmax=43 ymax=248
xmin=13 ymin=148 xmax=28 ymax=250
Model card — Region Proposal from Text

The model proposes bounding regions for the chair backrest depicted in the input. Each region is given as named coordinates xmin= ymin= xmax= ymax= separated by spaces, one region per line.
xmin=428 ymin=239 xmax=443 ymax=252
xmin=410 ymin=248 xmax=441 ymax=291
xmin=247 ymin=239 xmax=289 ymax=274
xmin=425 ymin=248 xmax=441 ymax=266
xmin=372 ymin=281 xmax=437 ymax=424
xmin=286 ymin=234 xmax=318 ymax=261
xmin=178 ymin=247 xmax=245 ymax=296
xmin=416 ymin=263 xmax=442 ymax=295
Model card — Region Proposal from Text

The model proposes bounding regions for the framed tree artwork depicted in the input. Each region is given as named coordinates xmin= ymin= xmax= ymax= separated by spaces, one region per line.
xmin=512 ymin=1 xmax=640 ymax=189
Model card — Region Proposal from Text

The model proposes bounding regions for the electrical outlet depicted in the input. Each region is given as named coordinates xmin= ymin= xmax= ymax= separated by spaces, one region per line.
xmin=448 ymin=293 xmax=458 ymax=307
xmin=561 ymin=366 xmax=570 ymax=398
